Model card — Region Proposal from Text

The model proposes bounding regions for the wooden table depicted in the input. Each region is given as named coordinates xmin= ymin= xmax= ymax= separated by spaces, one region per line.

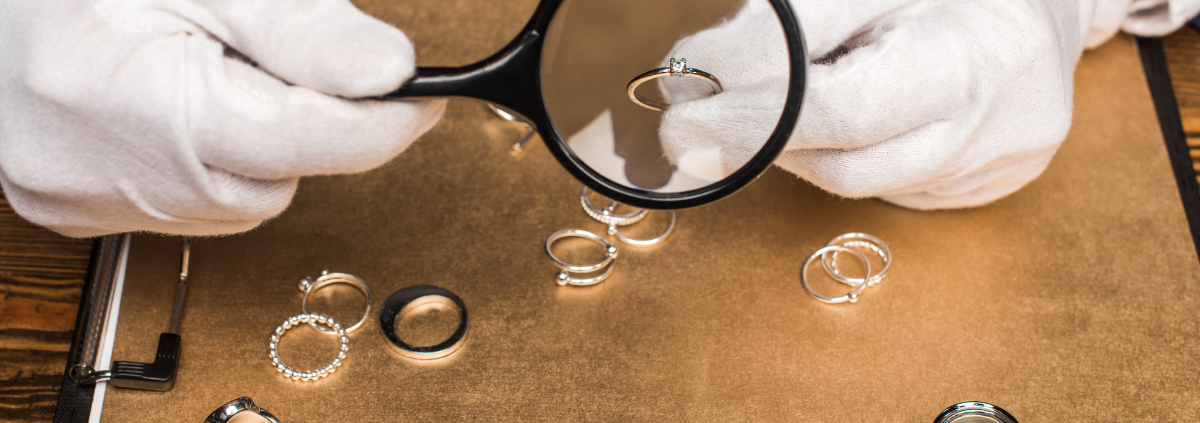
xmin=2 ymin=27 xmax=1199 ymax=422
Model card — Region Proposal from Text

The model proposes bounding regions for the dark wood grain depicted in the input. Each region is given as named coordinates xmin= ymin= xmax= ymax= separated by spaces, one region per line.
xmin=1162 ymin=26 xmax=1200 ymax=184
xmin=0 ymin=193 xmax=92 ymax=422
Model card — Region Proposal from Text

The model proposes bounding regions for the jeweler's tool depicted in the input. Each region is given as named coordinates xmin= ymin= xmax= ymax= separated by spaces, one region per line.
xmin=71 ymin=238 xmax=191 ymax=391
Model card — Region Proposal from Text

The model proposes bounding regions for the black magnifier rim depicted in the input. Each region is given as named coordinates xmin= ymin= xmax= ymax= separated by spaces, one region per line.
xmin=384 ymin=0 xmax=806 ymax=210
xmin=377 ymin=285 xmax=469 ymax=355
xmin=540 ymin=0 xmax=807 ymax=209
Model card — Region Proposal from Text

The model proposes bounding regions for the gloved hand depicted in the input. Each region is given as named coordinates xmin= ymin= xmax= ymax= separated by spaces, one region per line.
xmin=657 ymin=0 xmax=1200 ymax=209
xmin=0 ymin=0 xmax=445 ymax=237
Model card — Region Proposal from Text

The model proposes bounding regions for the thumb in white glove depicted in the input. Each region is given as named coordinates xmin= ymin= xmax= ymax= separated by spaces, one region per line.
xmin=0 ymin=0 xmax=445 ymax=237
xmin=657 ymin=0 xmax=1200 ymax=210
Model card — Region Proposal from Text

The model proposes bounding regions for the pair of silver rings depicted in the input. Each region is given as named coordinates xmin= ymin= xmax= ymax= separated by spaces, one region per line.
xmin=800 ymin=233 xmax=893 ymax=304
xmin=580 ymin=187 xmax=675 ymax=247
xmin=545 ymin=229 xmax=620 ymax=286
xmin=268 ymin=271 xmax=372 ymax=381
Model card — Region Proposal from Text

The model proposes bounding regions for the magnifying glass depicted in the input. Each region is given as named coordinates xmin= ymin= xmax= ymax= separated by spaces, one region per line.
xmin=383 ymin=0 xmax=806 ymax=209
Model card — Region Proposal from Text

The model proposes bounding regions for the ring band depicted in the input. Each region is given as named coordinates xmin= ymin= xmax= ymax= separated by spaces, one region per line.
xmin=545 ymin=229 xmax=619 ymax=286
xmin=627 ymin=58 xmax=723 ymax=111
xmin=268 ymin=314 xmax=348 ymax=381
xmin=580 ymin=187 xmax=647 ymax=226
xmin=299 ymin=271 xmax=372 ymax=335
xmin=205 ymin=397 xmax=282 ymax=423
xmin=821 ymin=233 xmax=892 ymax=287
xmin=606 ymin=211 xmax=676 ymax=247
xmin=801 ymin=246 xmax=871 ymax=304
xmin=378 ymin=285 xmax=469 ymax=360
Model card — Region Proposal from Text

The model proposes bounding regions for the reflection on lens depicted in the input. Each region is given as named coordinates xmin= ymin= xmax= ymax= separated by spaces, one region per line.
xmin=541 ymin=0 xmax=788 ymax=193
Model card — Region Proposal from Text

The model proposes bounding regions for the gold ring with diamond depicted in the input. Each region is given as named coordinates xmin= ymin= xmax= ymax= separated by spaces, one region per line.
xmin=626 ymin=58 xmax=723 ymax=112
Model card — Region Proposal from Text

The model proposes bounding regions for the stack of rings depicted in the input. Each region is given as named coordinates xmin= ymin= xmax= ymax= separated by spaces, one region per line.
xmin=580 ymin=187 xmax=675 ymax=247
xmin=268 ymin=271 xmax=372 ymax=381
xmin=545 ymin=229 xmax=619 ymax=286
xmin=800 ymin=233 xmax=893 ymax=304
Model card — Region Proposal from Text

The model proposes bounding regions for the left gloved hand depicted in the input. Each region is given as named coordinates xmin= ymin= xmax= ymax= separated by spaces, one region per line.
xmin=0 ymin=0 xmax=445 ymax=237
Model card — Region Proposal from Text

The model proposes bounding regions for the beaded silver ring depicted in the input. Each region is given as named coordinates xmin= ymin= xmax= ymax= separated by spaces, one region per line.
xmin=580 ymin=187 xmax=648 ymax=227
xmin=268 ymin=313 xmax=348 ymax=381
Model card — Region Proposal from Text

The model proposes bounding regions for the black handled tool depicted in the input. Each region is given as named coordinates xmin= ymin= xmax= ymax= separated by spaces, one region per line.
xmin=72 ymin=238 xmax=191 ymax=391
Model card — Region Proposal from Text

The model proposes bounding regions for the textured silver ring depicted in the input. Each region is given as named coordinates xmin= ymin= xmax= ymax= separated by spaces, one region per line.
xmin=268 ymin=313 xmax=347 ymax=381
xmin=581 ymin=187 xmax=647 ymax=226
xmin=801 ymin=246 xmax=871 ymax=304
xmin=822 ymin=233 xmax=892 ymax=287
xmin=545 ymin=229 xmax=619 ymax=286
xmin=205 ymin=397 xmax=282 ymax=423
xmin=298 ymin=271 xmax=372 ymax=335
xmin=606 ymin=211 xmax=676 ymax=247
xmin=627 ymin=58 xmax=723 ymax=111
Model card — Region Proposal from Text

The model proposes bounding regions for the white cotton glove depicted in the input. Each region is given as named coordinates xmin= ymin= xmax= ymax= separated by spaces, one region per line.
xmin=0 ymin=0 xmax=445 ymax=237
xmin=658 ymin=0 xmax=1200 ymax=209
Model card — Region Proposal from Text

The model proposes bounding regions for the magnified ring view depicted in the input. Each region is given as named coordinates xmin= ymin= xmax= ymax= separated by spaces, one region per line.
xmin=626 ymin=57 xmax=724 ymax=111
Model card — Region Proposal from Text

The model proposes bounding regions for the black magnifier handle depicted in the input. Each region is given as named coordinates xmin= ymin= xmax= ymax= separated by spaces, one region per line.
xmin=108 ymin=238 xmax=190 ymax=391
xmin=380 ymin=30 xmax=548 ymax=123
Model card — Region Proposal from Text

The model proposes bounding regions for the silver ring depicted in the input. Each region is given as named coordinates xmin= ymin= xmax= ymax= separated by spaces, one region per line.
xmin=378 ymin=285 xmax=469 ymax=361
xmin=298 ymin=271 xmax=372 ymax=335
xmin=627 ymin=58 xmax=723 ymax=111
xmin=268 ymin=314 xmax=348 ymax=381
xmin=545 ymin=229 xmax=619 ymax=286
xmin=801 ymin=246 xmax=871 ymax=304
xmin=205 ymin=397 xmax=282 ymax=423
xmin=933 ymin=402 xmax=1019 ymax=423
xmin=821 ymin=233 xmax=892 ymax=287
xmin=606 ymin=211 xmax=676 ymax=247
xmin=580 ymin=187 xmax=648 ymax=226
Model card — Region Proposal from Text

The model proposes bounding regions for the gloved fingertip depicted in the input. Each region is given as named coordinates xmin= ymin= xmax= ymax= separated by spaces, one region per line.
xmin=312 ymin=26 xmax=417 ymax=98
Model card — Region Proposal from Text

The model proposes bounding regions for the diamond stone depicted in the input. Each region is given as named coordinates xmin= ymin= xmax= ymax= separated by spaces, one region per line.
xmin=670 ymin=58 xmax=686 ymax=76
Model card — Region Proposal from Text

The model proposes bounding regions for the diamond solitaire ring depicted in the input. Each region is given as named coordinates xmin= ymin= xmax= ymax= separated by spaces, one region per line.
xmin=626 ymin=58 xmax=723 ymax=111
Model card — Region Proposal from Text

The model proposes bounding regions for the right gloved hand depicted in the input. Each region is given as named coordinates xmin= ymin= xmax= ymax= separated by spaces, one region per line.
xmin=655 ymin=0 xmax=1200 ymax=210
xmin=0 ymin=0 xmax=446 ymax=238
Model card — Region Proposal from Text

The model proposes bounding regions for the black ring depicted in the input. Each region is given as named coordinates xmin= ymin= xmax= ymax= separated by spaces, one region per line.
xmin=378 ymin=285 xmax=469 ymax=360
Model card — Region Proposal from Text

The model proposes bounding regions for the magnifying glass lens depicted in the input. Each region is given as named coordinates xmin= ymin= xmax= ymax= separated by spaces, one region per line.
xmin=541 ymin=0 xmax=788 ymax=194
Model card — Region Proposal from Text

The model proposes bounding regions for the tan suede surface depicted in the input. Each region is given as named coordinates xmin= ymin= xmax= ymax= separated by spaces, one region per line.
xmin=100 ymin=2 xmax=1200 ymax=420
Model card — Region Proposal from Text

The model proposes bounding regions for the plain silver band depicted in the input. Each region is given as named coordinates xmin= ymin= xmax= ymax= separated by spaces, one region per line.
xmin=545 ymin=229 xmax=619 ymax=286
xmin=606 ymin=211 xmax=676 ymax=247
xmin=300 ymin=272 xmax=372 ymax=335
xmin=580 ymin=187 xmax=648 ymax=226
xmin=627 ymin=67 xmax=723 ymax=111
xmin=801 ymin=246 xmax=871 ymax=304
xmin=205 ymin=397 xmax=282 ymax=423
xmin=821 ymin=233 xmax=892 ymax=287
xmin=392 ymin=295 xmax=469 ymax=360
